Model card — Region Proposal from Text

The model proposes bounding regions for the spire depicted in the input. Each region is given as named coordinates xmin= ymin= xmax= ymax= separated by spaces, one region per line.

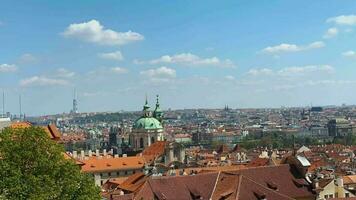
xmin=153 ymin=94 xmax=163 ymax=122
xmin=155 ymin=95 xmax=160 ymax=109
xmin=143 ymin=95 xmax=151 ymax=117
xmin=143 ymin=94 xmax=150 ymax=111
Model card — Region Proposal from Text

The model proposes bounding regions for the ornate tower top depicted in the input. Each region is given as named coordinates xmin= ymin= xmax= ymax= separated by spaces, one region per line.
xmin=143 ymin=95 xmax=151 ymax=117
xmin=153 ymin=94 xmax=163 ymax=122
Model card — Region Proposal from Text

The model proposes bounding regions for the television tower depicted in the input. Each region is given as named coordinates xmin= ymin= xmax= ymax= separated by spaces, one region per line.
xmin=71 ymin=89 xmax=78 ymax=114
xmin=2 ymin=90 xmax=4 ymax=118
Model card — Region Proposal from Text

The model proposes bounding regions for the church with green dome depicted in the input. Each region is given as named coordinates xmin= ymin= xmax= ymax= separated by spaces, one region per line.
xmin=130 ymin=95 xmax=165 ymax=151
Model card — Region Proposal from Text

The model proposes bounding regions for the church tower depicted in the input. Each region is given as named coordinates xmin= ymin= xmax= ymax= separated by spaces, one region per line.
xmin=129 ymin=96 xmax=164 ymax=151
xmin=153 ymin=95 xmax=163 ymax=123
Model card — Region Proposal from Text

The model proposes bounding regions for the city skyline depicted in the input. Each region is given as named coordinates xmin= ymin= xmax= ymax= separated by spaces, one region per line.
xmin=1 ymin=1 xmax=356 ymax=115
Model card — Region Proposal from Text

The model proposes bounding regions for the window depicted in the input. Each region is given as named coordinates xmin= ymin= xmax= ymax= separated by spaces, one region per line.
xmin=125 ymin=171 xmax=128 ymax=175
xmin=346 ymin=193 xmax=350 ymax=197
xmin=140 ymin=138 xmax=144 ymax=148
xmin=108 ymin=172 xmax=111 ymax=177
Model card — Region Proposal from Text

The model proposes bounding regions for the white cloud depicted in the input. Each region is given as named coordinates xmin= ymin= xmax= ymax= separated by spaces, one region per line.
xmin=56 ymin=68 xmax=75 ymax=78
xmin=323 ymin=27 xmax=339 ymax=39
xmin=140 ymin=66 xmax=176 ymax=82
xmin=224 ymin=75 xmax=235 ymax=80
xmin=110 ymin=67 xmax=128 ymax=74
xmin=62 ymin=20 xmax=144 ymax=46
xmin=277 ymin=65 xmax=334 ymax=76
xmin=247 ymin=65 xmax=334 ymax=76
xmin=327 ymin=15 xmax=356 ymax=26
xmin=98 ymin=51 xmax=124 ymax=61
xmin=261 ymin=41 xmax=325 ymax=54
xmin=247 ymin=68 xmax=273 ymax=76
xmin=18 ymin=53 xmax=38 ymax=64
xmin=342 ymin=50 xmax=356 ymax=58
xmin=20 ymin=76 xmax=69 ymax=87
xmin=0 ymin=64 xmax=18 ymax=73
xmin=137 ymin=53 xmax=235 ymax=68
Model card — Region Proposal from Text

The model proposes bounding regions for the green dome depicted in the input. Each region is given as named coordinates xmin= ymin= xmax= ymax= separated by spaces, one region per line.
xmin=133 ymin=117 xmax=163 ymax=130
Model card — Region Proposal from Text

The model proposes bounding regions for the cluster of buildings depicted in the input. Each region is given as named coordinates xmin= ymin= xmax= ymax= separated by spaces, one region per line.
xmin=2 ymin=97 xmax=356 ymax=199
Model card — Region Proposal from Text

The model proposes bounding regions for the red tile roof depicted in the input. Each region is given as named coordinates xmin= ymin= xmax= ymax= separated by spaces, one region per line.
xmin=80 ymin=156 xmax=145 ymax=173
xmin=118 ymin=172 xmax=149 ymax=193
xmin=41 ymin=124 xmax=61 ymax=140
xmin=133 ymin=165 xmax=315 ymax=200
xmin=246 ymin=157 xmax=270 ymax=167
xmin=135 ymin=172 xmax=219 ymax=200
xmin=10 ymin=122 xmax=61 ymax=141
xmin=141 ymin=141 xmax=168 ymax=158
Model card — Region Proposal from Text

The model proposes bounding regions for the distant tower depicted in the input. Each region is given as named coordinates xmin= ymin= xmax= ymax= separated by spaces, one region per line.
xmin=71 ymin=89 xmax=78 ymax=114
xmin=153 ymin=95 xmax=163 ymax=122
xmin=19 ymin=94 xmax=22 ymax=120
xmin=2 ymin=90 xmax=4 ymax=118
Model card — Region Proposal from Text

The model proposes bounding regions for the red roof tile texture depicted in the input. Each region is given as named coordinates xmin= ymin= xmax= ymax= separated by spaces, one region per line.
xmin=134 ymin=165 xmax=315 ymax=200
xmin=81 ymin=156 xmax=145 ymax=173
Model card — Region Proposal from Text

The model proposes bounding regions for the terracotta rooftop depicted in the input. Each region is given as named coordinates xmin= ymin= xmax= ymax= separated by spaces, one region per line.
xmin=141 ymin=141 xmax=168 ymax=158
xmin=10 ymin=121 xmax=32 ymax=128
xmin=133 ymin=165 xmax=315 ymax=200
xmin=343 ymin=175 xmax=356 ymax=185
xmin=212 ymin=171 xmax=295 ymax=200
xmin=118 ymin=172 xmax=149 ymax=192
xmin=41 ymin=124 xmax=61 ymax=140
xmin=246 ymin=157 xmax=270 ymax=167
xmin=135 ymin=172 xmax=219 ymax=200
xmin=9 ymin=122 xmax=61 ymax=140
xmin=81 ymin=156 xmax=145 ymax=173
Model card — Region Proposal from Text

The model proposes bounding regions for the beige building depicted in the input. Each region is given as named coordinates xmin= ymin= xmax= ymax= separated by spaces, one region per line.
xmin=315 ymin=177 xmax=355 ymax=199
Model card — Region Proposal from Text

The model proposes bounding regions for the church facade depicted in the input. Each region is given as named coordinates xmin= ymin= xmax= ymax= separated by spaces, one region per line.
xmin=129 ymin=95 xmax=164 ymax=151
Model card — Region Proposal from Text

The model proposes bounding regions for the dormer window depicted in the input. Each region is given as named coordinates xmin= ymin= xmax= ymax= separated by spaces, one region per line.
xmin=266 ymin=181 xmax=278 ymax=190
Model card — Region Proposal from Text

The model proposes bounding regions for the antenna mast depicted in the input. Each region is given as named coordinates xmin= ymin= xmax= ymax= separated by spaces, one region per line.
xmin=19 ymin=94 xmax=22 ymax=120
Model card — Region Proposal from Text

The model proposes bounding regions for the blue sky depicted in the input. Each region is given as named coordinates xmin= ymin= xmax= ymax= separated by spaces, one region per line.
xmin=1 ymin=0 xmax=356 ymax=116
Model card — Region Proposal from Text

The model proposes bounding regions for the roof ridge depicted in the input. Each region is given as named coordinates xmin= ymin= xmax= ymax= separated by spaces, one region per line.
xmin=235 ymin=174 xmax=242 ymax=200
xmin=210 ymin=171 xmax=221 ymax=200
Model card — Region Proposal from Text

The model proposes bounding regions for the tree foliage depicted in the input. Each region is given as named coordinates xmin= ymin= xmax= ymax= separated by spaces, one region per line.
xmin=0 ymin=127 xmax=101 ymax=200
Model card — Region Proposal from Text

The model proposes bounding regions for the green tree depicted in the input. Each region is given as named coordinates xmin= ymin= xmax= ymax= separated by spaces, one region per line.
xmin=0 ymin=127 xmax=101 ymax=200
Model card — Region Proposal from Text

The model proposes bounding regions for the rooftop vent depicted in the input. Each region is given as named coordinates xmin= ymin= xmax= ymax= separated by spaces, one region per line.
xmin=253 ymin=190 xmax=266 ymax=200
xmin=266 ymin=181 xmax=278 ymax=190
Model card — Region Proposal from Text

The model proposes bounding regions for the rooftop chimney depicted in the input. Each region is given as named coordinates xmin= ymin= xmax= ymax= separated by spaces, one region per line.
xmin=336 ymin=177 xmax=344 ymax=187
xmin=88 ymin=150 xmax=92 ymax=157
xmin=73 ymin=151 xmax=78 ymax=159
xmin=80 ymin=150 xmax=85 ymax=160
